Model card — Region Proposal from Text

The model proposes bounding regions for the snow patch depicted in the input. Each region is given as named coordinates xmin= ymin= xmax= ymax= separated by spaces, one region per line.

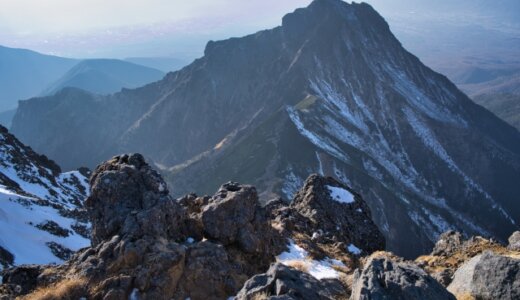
xmin=0 ymin=188 xmax=90 ymax=265
xmin=287 ymin=106 xmax=349 ymax=163
xmin=347 ymin=244 xmax=362 ymax=255
xmin=277 ymin=240 xmax=346 ymax=280
xmin=327 ymin=185 xmax=355 ymax=204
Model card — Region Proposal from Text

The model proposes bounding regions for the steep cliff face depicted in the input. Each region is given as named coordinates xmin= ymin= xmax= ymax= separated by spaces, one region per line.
xmin=11 ymin=0 xmax=520 ymax=257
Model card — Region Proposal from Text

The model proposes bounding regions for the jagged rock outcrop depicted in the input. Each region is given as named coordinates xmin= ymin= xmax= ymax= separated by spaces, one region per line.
xmin=350 ymin=252 xmax=456 ymax=300
xmin=0 ymin=154 xmax=284 ymax=300
xmin=447 ymin=251 xmax=520 ymax=300
xmin=86 ymin=153 xmax=185 ymax=245
xmin=236 ymin=263 xmax=345 ymax=300
xmin=268 ymin=175 xmax=385 ymax=269
xmin=290 ymin=175 xmax=385 ymax=254
xmin=10 ymin=152 xmax=520 ymax=299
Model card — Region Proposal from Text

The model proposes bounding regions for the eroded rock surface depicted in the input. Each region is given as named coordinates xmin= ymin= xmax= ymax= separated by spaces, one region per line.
xmin=1 ymin=154 xmax=283 ymax=300
xmin=350 ymin=252 xmax=456 ymax=300
xmin=236 ymin=263 xmax=345 ymax=300
xmin=448 ymin=251 xmax=520 ymax=300
xmin=4 ymin=153 xmax=516 ymax=300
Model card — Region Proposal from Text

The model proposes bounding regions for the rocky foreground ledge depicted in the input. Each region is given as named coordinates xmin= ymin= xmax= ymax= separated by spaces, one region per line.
xmin=1 ymin=153 xmax=519 ymax=300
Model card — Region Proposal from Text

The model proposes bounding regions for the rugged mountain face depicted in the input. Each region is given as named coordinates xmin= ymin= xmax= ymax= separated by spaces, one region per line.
xmin=40 ymin=59 xmax=165 ymax=96
xmin=10 ymin=0 xmax=520 ymax=257
xmin=0 ymin=125 xmax=90 ymax=269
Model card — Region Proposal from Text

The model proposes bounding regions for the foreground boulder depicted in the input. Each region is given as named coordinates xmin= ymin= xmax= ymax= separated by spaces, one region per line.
xmin=350 ymin=252 xmax=456 ymax=300
xmin=236 ymin=263 xmax=345 ymax=300
xmin=447 ymin=251 xmax=520 ymax=300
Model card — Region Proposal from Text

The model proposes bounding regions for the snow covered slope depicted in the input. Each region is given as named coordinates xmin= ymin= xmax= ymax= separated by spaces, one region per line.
xmin=0 ymin=125 xmax=90 ymax=269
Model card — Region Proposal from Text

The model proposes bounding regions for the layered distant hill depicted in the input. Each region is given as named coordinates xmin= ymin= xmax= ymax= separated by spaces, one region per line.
xmin=0 ymin=47 xmax=166 ymax=127
xmin=125 ymin=57 xmax=190 ymax=73
xmin=40 ymin=59 xmax=165 ymax=96
xmin=0 ymin=45 xmax=78 ymax=112
xmin=10 ymin=0 xmax=520 ymax=257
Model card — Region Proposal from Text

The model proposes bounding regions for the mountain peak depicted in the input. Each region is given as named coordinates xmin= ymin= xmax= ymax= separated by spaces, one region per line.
xmin=280 ymin=0 xmax=393 ymax=51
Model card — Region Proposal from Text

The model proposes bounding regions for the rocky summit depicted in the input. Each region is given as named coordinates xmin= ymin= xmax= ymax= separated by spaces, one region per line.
xmin=1 ymin=153 xmax=518 ymax=299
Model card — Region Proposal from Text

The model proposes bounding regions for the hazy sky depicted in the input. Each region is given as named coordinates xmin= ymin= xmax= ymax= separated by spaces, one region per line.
xmin=0 ymin=0 xmax=313 ymax=58
xmin=0 ymin=0 xmax=517 ymax=60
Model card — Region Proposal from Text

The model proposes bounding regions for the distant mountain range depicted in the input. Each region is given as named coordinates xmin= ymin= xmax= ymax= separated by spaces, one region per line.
xmin=0 ymin=45 xmax=78 ymax=112
xmin=125 ymin=57 xmax=190 ymax=73
xmin=11 ymin=0 xmax=520 ymax=258
xmin=0 ymin=46 xmax=190 ymax=127
xmin=40 ymin=59 xmax=165 ymax=96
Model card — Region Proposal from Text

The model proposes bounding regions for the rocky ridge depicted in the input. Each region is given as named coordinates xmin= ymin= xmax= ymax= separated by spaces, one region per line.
xmin=1 ymin=154 xmax=518 ymax=299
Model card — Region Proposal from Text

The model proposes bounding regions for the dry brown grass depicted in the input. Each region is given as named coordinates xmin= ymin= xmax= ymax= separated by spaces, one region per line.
xmin=455 ymin=292 xmax=476 ymax=300
xmin=284 ymin=260 xmax=310 ymax=273
xmin=270 ymin=220 xmax=284 ymax=232
xmin=20 ymin=278 xmax=86 ymax=300
xmin=416 ymin=238 xmax=513 ymax=274
xmin=251 ymin=291 xmax=269 ymax=300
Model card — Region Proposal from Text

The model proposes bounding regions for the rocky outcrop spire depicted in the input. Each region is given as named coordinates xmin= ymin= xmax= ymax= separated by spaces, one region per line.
xmin=290 ymin=174 xmax=385 ymax=254
xmin=86 ymin=153 xmax=174 ymax=245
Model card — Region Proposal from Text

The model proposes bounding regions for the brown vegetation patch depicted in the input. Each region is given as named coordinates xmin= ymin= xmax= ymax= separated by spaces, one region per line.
xmin=416 ymin=236 xmax=519 ymax=276
xmin=21 ymin=278 xmax=86 ymax=300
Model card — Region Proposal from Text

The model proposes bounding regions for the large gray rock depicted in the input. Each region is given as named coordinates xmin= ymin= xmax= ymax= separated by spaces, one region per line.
xmin=289 ymin=175 xmax=385 ymax=255
xmin=86 ymin=153 xmax=175 ymax=245
xmin=201 ymin=182 xmax=285 ymax=258
xmin=201 ymin=182 xmax=257 ymax=246
xmin=350 ymin=253 xmax=456 ymax=300
xmin=236 ymin=263 xmax=345 ymax=300
xmin=447 ymin=251 xmax=520 ymax=300
xmin=508 ymin=231 xmax=520 ymax=251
